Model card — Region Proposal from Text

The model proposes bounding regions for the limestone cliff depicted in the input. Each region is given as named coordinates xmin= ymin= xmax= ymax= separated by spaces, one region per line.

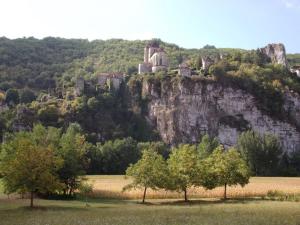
xmin=131 ymin=77 xmax=300 ymax=152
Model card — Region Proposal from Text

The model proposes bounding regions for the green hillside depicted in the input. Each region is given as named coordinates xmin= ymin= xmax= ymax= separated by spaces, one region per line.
xmin=287 ymin=53 xmax=300 ymax=67
xmin=0 ymin=37 xmax=245 ymax=92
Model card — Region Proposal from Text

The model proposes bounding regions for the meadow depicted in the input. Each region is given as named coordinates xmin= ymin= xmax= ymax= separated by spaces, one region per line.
xmin=87 ymin=175 xmax=300 ymax=200
xmin=1 ymin=176 xmax=300 ymax=225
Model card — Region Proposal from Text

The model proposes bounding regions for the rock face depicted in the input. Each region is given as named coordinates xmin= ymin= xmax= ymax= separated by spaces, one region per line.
xmin=259 ymin=43 xmax=288 ymax=67
xmin=138 ymin=78 xmax=300 ymax=152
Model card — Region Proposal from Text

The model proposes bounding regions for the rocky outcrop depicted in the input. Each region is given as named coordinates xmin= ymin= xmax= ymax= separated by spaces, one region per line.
xmin=138 ymin=78 xmax=300 ymax=152
xmin=259 ymin=43 xmax=288 ymax=67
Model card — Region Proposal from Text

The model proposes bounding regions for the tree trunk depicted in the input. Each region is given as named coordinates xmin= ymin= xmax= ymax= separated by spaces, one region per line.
xmin=30 ymin=191 xmax=34 ymax=208
xmin=224 ymin=183 xmax=227 ymax=200
xmin=184 ymin=188 xmax=188 ymax=202
xmin=142 ymin=187 xmax=147 ymax=203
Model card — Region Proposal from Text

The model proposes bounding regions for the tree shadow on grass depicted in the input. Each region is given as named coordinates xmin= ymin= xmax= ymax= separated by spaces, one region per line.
xmin=152 ymin=197 xmax=265 ymax=206
xmin=1 ymin=204 xmax=115 ymax=213
xmin=0 ymin=198 xmax=125 ymax=213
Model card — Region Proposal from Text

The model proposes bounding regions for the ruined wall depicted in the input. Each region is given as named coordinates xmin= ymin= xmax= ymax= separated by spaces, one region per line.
xmin=137 ymin=78 xmax=300 ymax=152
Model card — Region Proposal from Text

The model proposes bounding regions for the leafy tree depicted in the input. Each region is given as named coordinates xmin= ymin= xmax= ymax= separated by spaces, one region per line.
xmin=30 ymin=123 xmax=61 ymax=148
xmin=5 ymin=89 xmax=19 ymax=106
xmin=87 ymin=97 xmax=100 ymax=111
xmin=137 ymin=141 xmax=170 ymax=159
xmin=124 ymin=149 xmax=168 ymax=203
xmin=98 ymin=138 xmax=140 ymax=174
xmin=20 ymin=89 xmax=36 ymax=104
xmin=37 ymin=105 xmax=60 ymax=126
xmin=57 ymin=123 xmax=89 ymax=196
xmin=201 ymin=146 xmax=250 ymax=200
xmin=167 ymin=144 xmax=200 ymax=201
xmin=261 ymin=134 xmax=283 ymax=175
xmin=237 ymin=130 xmax=261 ymax=175
xmin=237 ymin=130 xmax=283 ymax=176
xmin=197 ymin=134 xmax=219 ymax=159
xmin=203 ymin=44 xmax=216 ymax=49
xmin=209 ymin=64 xmax=225 ymax=78
xmin=0 ymin=82 xmax=11 ymax=92
xmin=0 ymin=135 xmax=63 ymax=207
xmin=78 ymin=181 xmax=93 ymax=207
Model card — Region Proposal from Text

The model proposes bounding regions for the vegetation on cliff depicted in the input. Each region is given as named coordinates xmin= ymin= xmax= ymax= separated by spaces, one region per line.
xmin=0 ymin=37 xmax=300 ymax=178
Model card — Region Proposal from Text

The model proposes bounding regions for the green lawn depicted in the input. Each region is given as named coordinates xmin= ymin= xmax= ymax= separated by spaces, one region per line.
xmin=1 ymin=198 xmax=300 ymax=225
xmin=1 ymin=177 xmax=300 ymax=225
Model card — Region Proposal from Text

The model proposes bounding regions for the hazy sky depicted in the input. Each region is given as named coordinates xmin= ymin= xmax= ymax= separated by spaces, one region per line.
xmin=0 ymin=0 xmax=299 ymax=52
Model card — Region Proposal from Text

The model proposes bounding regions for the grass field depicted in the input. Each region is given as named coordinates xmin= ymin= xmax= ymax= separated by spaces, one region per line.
xmin=1 ymin=198 xmax=300 ymax=225
xmin=87 ymin=175 xmax=300 ymax=200
xmin=1 ymin=176 xmax=300 ymax=225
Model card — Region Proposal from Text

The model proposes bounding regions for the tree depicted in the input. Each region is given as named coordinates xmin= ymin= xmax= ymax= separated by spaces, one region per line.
xmin=209 ymin=64 xmax=225 ymax=78
xmin=78 ymin=181 xmax=93 ymax=207
xmin=137 ymin=141 xmax=170 ymax=159
xmin=99 ymin=138 xmax=139 ymax=174
xmin=124 ymin=149 xmax=168 ymax=203
xmin=0 ymin=135 xmax=63 ymax=207
xmin=261 ymin=133 xmax=283 ymax=175
xmin=57 ymin=123 xmax=89 ymax=196
xmin=237 ymin=130 xmax=261 ymax=175
xmin=20 ymin=89 xmax=36 ymax=104
xmin=87 ymin=97 xmax=100 ymax=111
xmin=202 ymin=44 xmax=216 ymax=49
xmin=5 ymin=89 xmax=19 ymax=106
xmin=167 ymin=144 xmax=200 ymax=201
xmin=237 ymin=130 xmax=282 ymax=176
xmin=37 ymin=105 xmax=60 ymax=126
xmin=197 ymin=134 xmax=219 ymax=159
xmin=201 ymin=146 xmax=250 ymax=200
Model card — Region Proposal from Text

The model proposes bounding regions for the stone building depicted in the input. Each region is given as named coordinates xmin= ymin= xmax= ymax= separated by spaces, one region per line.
xmin=138 ymin=43 xmax=169 ymax=74
xmin=97 ymin=73 xmax=125 ymax=91
xmin=74 ymin=73 xmax=125 ymax=97
xmin=178 ymin=63 xmax=191 ymax=77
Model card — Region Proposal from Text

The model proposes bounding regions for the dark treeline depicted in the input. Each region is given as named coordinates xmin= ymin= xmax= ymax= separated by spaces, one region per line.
xmin=1 ymin=123 xmax=300 ymax=206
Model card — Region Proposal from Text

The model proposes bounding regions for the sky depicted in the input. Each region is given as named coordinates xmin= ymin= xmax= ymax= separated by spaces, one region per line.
xmin=0 ymin=0 xmax=299 ymax=53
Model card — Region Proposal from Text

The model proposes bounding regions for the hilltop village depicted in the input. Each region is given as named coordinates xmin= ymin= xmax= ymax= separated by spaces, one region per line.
xmin=72 ymin=42 xmax=299 ymax=97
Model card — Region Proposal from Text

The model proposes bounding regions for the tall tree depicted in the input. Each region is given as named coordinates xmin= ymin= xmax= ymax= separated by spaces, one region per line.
xmin=197 ymin=134 xmax=219 ymax=159
xmin=5 ymin=89 xmax=19 ymax=106
xmin=237 ymin=130 xmax=282 ymax=176
xmin=0 ymin=135 xmax=63 ymax=207
xmin=57 ymin=123 xmax=89 ymax=196
xmin=201 ymin=146 xmax=250 ymax=200
xmin=167 ymin=144 xmax=200 ymax=202
xmin=20 ymin=89 xmax=36 ymax=104
xmin=124 ymin=149 xmax=168 ymax=203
